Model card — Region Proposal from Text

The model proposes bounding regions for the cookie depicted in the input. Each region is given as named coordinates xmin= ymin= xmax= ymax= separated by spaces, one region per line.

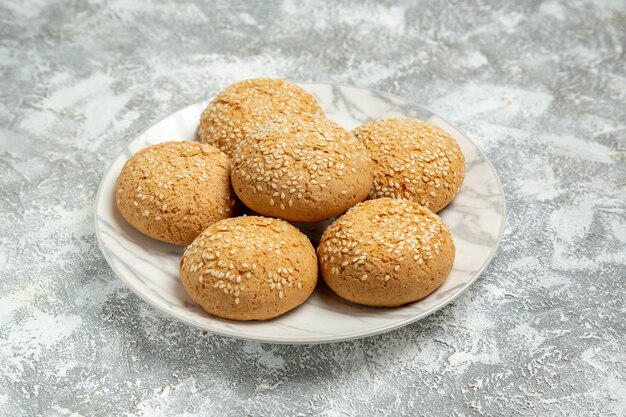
xmin=115 ymin=141 xmax=239 ymax=246
xmin=231 ymin=114 xmax=373 ymax=222
xmin=317 ymin=198 xmax=455 ymax=307
xmin=352 ymin=118 xmax=465 ymax=212
xmin=180 ymin=216 xmax=318 ymax=321
xmin=198 ymin=78 xmax=324 ymax=158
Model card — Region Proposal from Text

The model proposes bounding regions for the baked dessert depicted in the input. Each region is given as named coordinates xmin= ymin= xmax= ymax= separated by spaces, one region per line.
xmin=231 ymin=114 xmax=373 ymax=222
xmin=317 ymin=198 xmax=455 ymax=307
xmin=115 ymin=141 xmax=238 ymax=246
xmin=198 ymin=78 xmax=324 ymax=157
xmin=352 ymin=118 xmax=465 ymax=212
xmin=180 ymin=216 xmax=318 ymax=320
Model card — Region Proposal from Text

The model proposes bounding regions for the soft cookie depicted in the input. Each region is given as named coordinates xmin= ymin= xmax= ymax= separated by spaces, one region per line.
xmin=318 ymin=198 xmax=455 ymax=307
xmin=231 ymin=114 xmax=373 ymax=222
xmin=198 ymin=78 xmax=324 ymax=157
xmin=352 ymin=118 xmax=465 ymax=212
xmin=180 ymin=216 xmax=318 ymax=320
xmin=115 ymin=141 xmax=239 ymax=246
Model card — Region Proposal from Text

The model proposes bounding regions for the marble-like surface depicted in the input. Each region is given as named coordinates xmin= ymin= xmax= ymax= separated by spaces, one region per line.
xmin=0 ymin=0 xmax=624 ymax=415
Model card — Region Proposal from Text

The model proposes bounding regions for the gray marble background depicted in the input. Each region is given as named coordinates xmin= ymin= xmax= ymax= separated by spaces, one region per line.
xmin=1 ymin=0 xmax=624 ymax=415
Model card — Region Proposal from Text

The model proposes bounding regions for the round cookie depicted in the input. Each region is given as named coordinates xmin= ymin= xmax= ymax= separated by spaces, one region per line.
xmin=317 ymin=198 xmax=455 ymax=307
xmin=180 ymin=216 xmax=318 ymax=321
xmin=116 ymin=141 xmax=239 ymax=246
xmin=231 ymin=114 xmax=373 ymax=222
xmin=198 ymin=78 xmax=324 ymax=158
xmin=352 ymin=118 xmax=465 ymax=212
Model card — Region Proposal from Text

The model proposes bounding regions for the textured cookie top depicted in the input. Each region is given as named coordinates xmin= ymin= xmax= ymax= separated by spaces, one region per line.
xmin=352 ymin=118 xmax=465 ymax=212
xmin=231 ymin=114 xmax=373 ymax=222
xmin=198 ymin=78 xmax=324 ymax=157
xmin=318 ymin=198 xmax=452 ymax=275
xmin=180 ymin=216 xmax=317 ymax=319
xmin=115 ymin=141 xmax=238 ymax=246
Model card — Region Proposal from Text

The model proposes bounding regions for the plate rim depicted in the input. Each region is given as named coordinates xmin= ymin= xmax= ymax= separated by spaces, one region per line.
xmin=94 ymin=82 xmax=507 ymax=344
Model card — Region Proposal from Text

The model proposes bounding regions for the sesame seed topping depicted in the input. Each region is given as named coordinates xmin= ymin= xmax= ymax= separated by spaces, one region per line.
xmin=198 ymin=78 xmax=324 ymax=157
xmin=230 ymin=114 xmax=371 ymax=215
xmin=353 ymin=118 xmax=465 ymax=212
xmin=317 ymin=198 xmax=451 ymax=288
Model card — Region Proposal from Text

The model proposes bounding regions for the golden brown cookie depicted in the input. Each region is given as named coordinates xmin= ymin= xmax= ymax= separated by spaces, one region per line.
xmin=317 ymin=198 xmax=455 ymax=307
xmin=231 ymin=114 xmax=373 ymax=222
xmin=180 ymin=216 xmax=318 ymax=321
xmin=352 ymin=118 xmax=465 ymax=212
xmin=198 ymin=78 xmax=324 ymax=158
xmin=115 ymin=141 xmax=239 ymax=246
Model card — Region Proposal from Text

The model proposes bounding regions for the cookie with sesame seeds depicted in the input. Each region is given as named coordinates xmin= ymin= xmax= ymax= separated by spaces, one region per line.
xmin=115 ymin=141 xmax=239 ymax=246
xmin=231 ymin=114 xmax=374 ymax=222
xmin=352 ymin=118 xmax=465 ymax=212
xmin=317 ymin=198 xmax=455 ymax=307
xmin=180 ymin=216 xmax=318 ymax=321
xmin=198 ymin=78 xmax=324 ymax=158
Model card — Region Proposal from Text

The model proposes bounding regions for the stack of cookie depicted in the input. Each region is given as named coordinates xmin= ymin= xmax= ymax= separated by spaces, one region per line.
xmin=115 ymin=78 xmax=465 ymax=321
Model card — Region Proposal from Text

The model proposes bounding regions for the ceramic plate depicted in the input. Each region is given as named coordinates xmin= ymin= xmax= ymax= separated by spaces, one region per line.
xmin=95 ymin=83 xmax=506 ymax=344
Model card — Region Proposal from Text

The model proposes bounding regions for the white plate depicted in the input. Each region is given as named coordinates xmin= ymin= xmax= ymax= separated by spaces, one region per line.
xmin=95 ymin=83 xmax=506 ymax=344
